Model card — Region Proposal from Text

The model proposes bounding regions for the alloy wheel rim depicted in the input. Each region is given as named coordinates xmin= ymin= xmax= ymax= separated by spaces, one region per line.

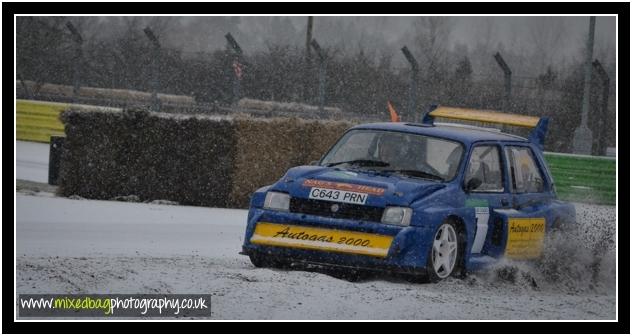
xmin=432 ymin=224 xmax=458 ymax=278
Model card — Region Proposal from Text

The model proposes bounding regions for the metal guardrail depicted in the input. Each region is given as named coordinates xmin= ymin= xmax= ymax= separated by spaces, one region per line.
xmin=16 ymin=100 xmax=67 ymax=142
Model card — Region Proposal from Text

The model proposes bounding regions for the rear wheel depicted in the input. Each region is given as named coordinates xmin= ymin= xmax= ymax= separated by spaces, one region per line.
xmin=426 ymin=222 xmax=463 ymax=283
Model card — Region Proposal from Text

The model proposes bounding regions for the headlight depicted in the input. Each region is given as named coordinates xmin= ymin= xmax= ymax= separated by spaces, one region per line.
xmin=263 ymin=192 xmax=290 ymax=211
xmin=381 ymin=206 xmax=412 ymax=226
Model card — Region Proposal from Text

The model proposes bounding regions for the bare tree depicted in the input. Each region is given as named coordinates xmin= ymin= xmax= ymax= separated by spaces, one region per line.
xmin=527 ymin=17 xmax=568 ymax=73
xmin=410 ymin=16 xmax=452 ymax=76
xmin=477 ymin=17 xmax=497 ymax=51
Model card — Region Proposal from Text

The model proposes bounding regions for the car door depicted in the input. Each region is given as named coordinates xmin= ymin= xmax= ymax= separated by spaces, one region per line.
xmin=500 ymin=144 xmax=554 ymax=259
xmin=462 ymin=143 xmax=511 ymax=257
xmin=504 ymin=145 xmax=553 ymax=208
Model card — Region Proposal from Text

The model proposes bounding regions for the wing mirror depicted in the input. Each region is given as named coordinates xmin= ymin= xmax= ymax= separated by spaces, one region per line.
xmin=464 ymin=177 xmax=482 ymax=192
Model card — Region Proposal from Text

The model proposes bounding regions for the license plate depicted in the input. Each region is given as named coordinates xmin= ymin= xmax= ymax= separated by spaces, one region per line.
xmin=250 ymin=222 xmax=393 ymax=258
xmin=308 ymin=187 xmax=368 ymax=205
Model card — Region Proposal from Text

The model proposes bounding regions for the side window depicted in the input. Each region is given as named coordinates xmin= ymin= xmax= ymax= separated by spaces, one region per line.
xmin=464 ymin=145 xmax=504 ymax=192
xmin=424 ymin=137 xmax=463 ymax=179
xmin=505 ymin=146 xmax=545 ymax=193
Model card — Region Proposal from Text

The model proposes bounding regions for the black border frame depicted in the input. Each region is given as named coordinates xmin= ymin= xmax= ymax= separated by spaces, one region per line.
xmin=4 ymin=2 xmax=629 ymax=334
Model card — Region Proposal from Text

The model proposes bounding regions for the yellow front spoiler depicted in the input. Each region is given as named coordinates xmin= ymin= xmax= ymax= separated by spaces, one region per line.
xmin=250 ymin=222 xmax=394 ymax=258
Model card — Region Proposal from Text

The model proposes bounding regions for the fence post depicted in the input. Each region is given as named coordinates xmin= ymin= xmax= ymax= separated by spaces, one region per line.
xmin=493 ymin=52 xmax=512 ymax=110
xmin=401 ymin=46 xmax=419 ymax=121
xmin=143 ymin=27 xmax=161 ymax=112
xmin=572 ymin=16 xmax=596 ymax=155
xmin=65 ymin=21 xmax=83 ymax=103
xmin=225 ymin=33 xmax=243 ymax=106
xmin=592 ymin=59 xmax=609 ymax=156
xmin=303 ymin=16 xmax=314 ymax=102
xmin=310 ymin=39 xmax=326 ymax=115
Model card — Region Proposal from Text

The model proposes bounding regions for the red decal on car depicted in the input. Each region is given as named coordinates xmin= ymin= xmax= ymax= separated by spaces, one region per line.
xmin=302 ymin=179 xmax=385 ymax=196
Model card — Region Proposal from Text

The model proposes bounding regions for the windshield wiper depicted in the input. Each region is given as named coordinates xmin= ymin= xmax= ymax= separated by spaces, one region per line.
xmin=326 ymin=159 xmax=390 ymax=168
xmin=383 ymin=169 xmax=444 ymax=181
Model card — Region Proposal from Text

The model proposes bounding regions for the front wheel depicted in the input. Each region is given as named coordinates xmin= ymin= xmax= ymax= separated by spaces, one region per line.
xmin=426 ymin=222 xmax=463 ymax=282
xmin=248 ymin=252 xmax=288 ymax=269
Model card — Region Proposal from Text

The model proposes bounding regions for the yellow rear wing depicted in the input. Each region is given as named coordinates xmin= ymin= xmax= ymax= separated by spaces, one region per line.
xmin=422 ymin=105 xmax=549 ymax=149
xmin=426 ymin=106 xmax=540 ymax=128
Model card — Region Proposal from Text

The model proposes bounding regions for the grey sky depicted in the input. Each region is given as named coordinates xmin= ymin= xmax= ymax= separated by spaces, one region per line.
xmin=86 ymin=15 xmax=616 ymax=74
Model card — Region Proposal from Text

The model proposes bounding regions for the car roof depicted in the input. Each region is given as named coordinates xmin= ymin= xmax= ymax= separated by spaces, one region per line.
xmin=349 ymin=122 xmax=529 ymax=146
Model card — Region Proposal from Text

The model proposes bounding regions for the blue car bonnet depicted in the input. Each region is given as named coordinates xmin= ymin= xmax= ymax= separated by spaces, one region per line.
xmin=274 ymin=165 xmax=446 ymax=207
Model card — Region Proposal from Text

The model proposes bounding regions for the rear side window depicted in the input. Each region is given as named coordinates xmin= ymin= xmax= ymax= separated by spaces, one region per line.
xmin=464 ymin=145 xmax=504 ymax=192
xmin=505 ymin=146 xmax=545 ymax=193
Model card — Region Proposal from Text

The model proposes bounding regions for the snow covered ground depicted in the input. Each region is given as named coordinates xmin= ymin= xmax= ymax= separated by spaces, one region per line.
xmin=16 ymin=140 xmax=49 ymax=183
xmin=15 ymin=192 xmax=617 ymax=320
xmin=15 ymin=140 xmax=617 ymax=320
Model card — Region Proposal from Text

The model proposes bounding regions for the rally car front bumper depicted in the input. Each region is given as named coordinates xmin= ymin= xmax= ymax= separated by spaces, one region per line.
xmin=241 ymin=207 xmax=435 ymax=274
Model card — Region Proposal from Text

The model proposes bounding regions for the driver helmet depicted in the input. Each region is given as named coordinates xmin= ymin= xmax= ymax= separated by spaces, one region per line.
xmin=378 ymin=134 xmax=407 ymax=164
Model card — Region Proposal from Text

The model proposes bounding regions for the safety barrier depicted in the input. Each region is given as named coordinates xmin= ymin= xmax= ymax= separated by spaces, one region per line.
xmin=19 ymin=99 xmax=615 ymax=206
xmin=16 ymin=100 xmax=68 ymax=142
xmin=544 ymin=152 xmax=616 ymax=205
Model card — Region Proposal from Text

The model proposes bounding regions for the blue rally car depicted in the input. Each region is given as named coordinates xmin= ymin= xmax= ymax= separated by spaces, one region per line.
xmin=241 ymin=106 xmax=576 ymax=282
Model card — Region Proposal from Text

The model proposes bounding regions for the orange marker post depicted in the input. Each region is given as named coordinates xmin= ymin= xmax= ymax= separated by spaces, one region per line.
xmin=387 ymin=101 xmax=400 ymax=122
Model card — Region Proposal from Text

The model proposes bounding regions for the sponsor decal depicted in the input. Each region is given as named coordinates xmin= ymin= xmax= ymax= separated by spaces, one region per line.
xmin=465 ymin=198 xmax=489 ymax=207
xmin=470 ymin=207 xmax=490 ymax=253
xmin=505 ymin=218 xmax=546 ymax=259
xmin=302 ymin=179 xmax=385 ymax=196
xmin=250 ymin=222 xmax=394 ymax=258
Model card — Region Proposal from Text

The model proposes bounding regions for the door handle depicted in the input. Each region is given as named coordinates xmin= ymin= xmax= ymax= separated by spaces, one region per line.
xmin=501 ymin=199 xmax=509 ymax=207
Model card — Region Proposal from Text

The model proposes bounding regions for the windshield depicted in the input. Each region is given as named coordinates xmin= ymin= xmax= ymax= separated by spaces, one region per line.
xmin=320 ymin=129 xmax=464 ymax=181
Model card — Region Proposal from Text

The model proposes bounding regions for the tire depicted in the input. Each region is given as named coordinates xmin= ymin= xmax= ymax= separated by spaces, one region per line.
xmin=426 ymin=222 xmax=463 ymax=283
xmin=248 ymin=252 xmax=267 ymax=268
xmin=248 ymin=252 xmax=288 ymax=269
xmin=402 ymin=271 xmax=431 ymax=284
xmin=326 ymin=268 xmax=371 ymax=282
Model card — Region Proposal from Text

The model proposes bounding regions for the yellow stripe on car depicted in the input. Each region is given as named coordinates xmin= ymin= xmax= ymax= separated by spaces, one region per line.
xmin=250 ymin=222 xmax=394 ymax=258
